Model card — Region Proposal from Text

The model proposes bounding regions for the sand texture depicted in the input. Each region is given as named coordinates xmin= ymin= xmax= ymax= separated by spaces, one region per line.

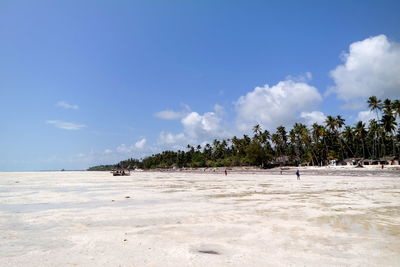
xmin=1 ymin=170 xmax=399 ymax=266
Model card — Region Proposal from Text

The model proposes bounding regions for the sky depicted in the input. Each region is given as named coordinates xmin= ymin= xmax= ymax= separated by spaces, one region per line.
xmin=1 ymin=0 xmax=400 ymax=171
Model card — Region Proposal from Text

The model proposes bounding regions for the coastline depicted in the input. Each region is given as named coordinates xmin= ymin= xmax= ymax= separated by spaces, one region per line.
xmin=128 ymin=165 xmax=400 ymax=176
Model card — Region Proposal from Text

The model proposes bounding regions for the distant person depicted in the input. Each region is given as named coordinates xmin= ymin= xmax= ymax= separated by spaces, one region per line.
xmin=296 ymin=169 xmax=300 ymax=180
xmin=381 ymin=164 xmax=384 ymax=169
xmin=224 ymin=169 xmax=227 ymax=176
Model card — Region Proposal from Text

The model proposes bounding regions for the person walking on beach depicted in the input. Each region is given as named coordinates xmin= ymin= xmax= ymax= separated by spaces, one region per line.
xmin=224 ymin=169 xmax=228 ymax=176
xmin=296 ymin=169 xmax=300 ymax=180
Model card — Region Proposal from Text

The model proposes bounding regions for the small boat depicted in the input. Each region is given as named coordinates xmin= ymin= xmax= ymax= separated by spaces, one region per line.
xmin=112 ymin=169 xmax=131 ymax=176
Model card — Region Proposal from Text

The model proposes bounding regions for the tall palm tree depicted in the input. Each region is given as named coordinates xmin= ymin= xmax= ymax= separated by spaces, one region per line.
xmin=381 ymin=113 xmax=397 ymax=156
xmin=335 ymin=115 xmax=346 ymax=159
xmin=335 ymin=115 xmax=345 ymax=129
xmin=383 ymin=99 xmax=393 ymax=116
xmin=271 ymin=133 xmax=281 ymax=156
xmin=393 ymin=100 xmax=400 ymax=119
xmin=392 ymin=100 xmax=400 ymax=157
xmin=368 ymin=119 xmax=381 ymax=158
xmin=367 ymin=96 xmax=382 ymax=120
xmin=231 ymin=136 xmax=240 ymax=156
xmin=253 ymin=124 xmax=262 ymax=136
xmin=258 ymin=130 xmax=271 ymax=145
xmin=354 ymin=121 xmax=367 ymax=158
xmin=311 ymin=123 xmax=326 ymax=165
xmin=276 ymin=126 xmax=288 ymax=155
xmin=342 ymin=125 xmax=355 ymax=158
xmin=325 ymin=115 xmax=337 ymax=132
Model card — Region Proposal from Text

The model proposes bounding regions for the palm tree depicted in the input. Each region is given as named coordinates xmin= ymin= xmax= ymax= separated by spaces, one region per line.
xmin=383 ymin=99 xmax=393 ymax=116
xmin=311 ymin=123 xmax=328 ymax=164
xmin=335 ymin=115 xmax=345 ymax=129
xmin=367 ymin=96 xmax=385 ymax=158
xmin=368 ymin=96 xmax=382 ymax=120
xmin=393 ymin=100 xmax=400 ymax=119
xmin=342 ymin=125 xmax=355 ymax=158
xmin=297 ymin=123 xmax=315 ymax=164
xmin=253 ymin=124 xmax=262 ymax=136
xmin=368 ymin=119 xmax=381 ymax=158
xmin=276 ymin=126 xmax=288 ymax=155
xmin=325 ymin=115 xmax=337 ymax=132
xmin=392 ymin=100 xmax=400 ymax=157
xmin=335 ymin=115 xmax=346 ymax=159
xmin=271 ymin=133 xmax=281 ymax=156
xmin=381 ymin=112 xmax=397 ymax=156
xmin=354 ymin=121 xmax=367 ymax=158
xmin=259 ymin=130 xmax=271 ymax=145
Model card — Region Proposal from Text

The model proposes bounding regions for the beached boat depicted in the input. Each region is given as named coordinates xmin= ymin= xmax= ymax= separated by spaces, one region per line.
xmin=112 ymin=170 xmax=130 ymax=176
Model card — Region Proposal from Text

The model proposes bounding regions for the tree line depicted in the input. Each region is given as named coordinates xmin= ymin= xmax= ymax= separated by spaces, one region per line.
xmin=88 ymin=96 xmax=400 ymax=171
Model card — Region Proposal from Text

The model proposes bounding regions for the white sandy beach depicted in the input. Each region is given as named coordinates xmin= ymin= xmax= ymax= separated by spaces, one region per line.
xmin=1 ymin=169 xmax=399 ymax=266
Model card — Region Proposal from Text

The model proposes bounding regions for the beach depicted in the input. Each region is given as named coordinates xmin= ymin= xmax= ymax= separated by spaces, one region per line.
xmin=1 ymin=168 xmax=399 ymax=266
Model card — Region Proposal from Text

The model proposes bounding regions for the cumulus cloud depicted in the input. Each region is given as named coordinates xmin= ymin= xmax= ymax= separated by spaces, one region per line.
xmin=300 ymin=111 xmax=326 ymax=126
xmin=235 ymin=79 xmax=322 ymax=131
xmin=116 ymin=138 xmax=147 ymax=153
xmin=157 ymin=104 xmax=230 ymax=147
xmin=154 ymin=110 xmax=185 ymax=120
xmin=103 ymin=149 xmax=113 ymax=154
xmin=154 ymin=104 xmax=191 ymax=120
xmin=158 ymin=132 xmax=187 ymax=145
xmin=285 ymin=72 xmax=312 ymax=82
xmin=116 ymin=144 xmax=134 ymax=153
xmin=46 ymin=120 xmax=86 ymax=130
xmin=135 ymin=138 xmax=147 ymax=149
xmin=56 ymin=101 xmax=79 ymax=110
xmin=330 ymin=34 xmax=400 ymax=103
xmin=182 ymin=111 xmax=223 ymax=139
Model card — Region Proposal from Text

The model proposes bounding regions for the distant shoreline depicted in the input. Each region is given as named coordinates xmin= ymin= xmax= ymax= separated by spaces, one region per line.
xmin=100 ymin=165 xmax=400 ymax=177
xmin=2 ymin=165 xmax=399 ymax=176
xmin=0 ymin=169 xmax=85 ymax=173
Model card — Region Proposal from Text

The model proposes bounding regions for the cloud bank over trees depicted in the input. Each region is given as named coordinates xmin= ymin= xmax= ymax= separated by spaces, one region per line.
xmin=87 ymin=34 xmax=400 ymax=162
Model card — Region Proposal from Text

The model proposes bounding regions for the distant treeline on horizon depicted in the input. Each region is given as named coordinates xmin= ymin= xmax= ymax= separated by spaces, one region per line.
xmin=88 ymin=96 xmax=400 ymax=171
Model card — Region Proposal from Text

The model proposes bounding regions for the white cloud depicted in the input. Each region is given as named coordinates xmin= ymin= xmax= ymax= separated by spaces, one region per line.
xmin=330 ymin=34 xmax=400 ymax=103
xmin=116 ymin=144 xmax=134 ymax=153
xmin=154 ymin=104 xmax=191 ymax=120
xmin=56 ymin=101 xmax=79 ymax=110
xmin=182 ymin=111 xmax=222 ymax=139
xmin=356 ymin=110 xmax=376 ymax=124
xmin=235 ymin=79 xmax=322 ymax=131
xmin=154 ymin=110 xmax=185 ymax=120
xmin=157 ymin=104 xmax=231 ymax=147
xmin=103 ymin=149 xmax=113 ymax=154
xmin=115 ymin=138 xmax=147 ymax=154
xmin=135 ymin=138 xmax=146 ymax=149
xmin=213 ymin=104 xmax=224 ymax=114
xmin=46 ymin=120 xmax=86 ymax=130
xmin=285 ymin=72 xmax=312 ymax=82
xmin=158 ymin=131 xmax=186 ymax=145
xmin=300 ymin=111 xmax=326 ymax=126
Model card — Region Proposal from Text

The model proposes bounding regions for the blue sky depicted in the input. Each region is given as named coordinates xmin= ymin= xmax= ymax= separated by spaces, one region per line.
xmin=1 ymin=0 xmax=400 ymax=171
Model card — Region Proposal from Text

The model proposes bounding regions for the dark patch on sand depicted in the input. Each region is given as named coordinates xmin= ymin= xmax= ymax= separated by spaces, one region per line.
xmin=198 ymin=250 xmax=220 ymax=255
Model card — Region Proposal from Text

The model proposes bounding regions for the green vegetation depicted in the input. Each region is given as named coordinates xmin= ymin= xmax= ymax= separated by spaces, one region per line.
xmin=86 ymin=165 xmax=116 ymax=171
xmin=88 ymin=96 xmax=400 ymax=171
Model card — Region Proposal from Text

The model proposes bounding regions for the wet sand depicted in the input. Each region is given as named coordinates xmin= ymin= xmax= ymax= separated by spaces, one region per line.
xmin=1 ymin=170 xmax=399 ymax=266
